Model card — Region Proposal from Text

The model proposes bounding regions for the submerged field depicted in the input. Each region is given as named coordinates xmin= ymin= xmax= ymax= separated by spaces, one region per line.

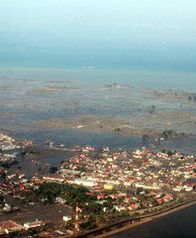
xmin=0 ymin=70 xmax=196 ymax=153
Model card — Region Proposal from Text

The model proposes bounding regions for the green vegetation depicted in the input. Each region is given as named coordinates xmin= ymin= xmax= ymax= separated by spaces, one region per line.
xmin=80 ymin=220 xmax=97 ymax=230
xmin=34 ymin=182 xmax=95 ymax=206
xmin=30 ymin=182 xmax=122 ymax=227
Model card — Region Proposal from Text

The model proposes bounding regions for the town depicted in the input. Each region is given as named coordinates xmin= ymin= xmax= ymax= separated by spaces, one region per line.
xmin=0 ymin=132 xmax=195 ymax=237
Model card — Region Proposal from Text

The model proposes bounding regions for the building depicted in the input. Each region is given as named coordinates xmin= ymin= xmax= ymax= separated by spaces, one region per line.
xmin=24 ymin=220 xmax=45 ymax=230
xmin=0 ymin=220 xmax=23 ymax=235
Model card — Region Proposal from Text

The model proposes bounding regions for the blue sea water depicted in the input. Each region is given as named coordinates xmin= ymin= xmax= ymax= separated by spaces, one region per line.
xmin=0 ymin=68 xmax=196 ymax=92
xmin=111 ymin=204 xmax=196 ymax=238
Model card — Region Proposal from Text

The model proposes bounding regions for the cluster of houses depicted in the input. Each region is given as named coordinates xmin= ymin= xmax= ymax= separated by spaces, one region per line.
xmin=0 ymin=133 xmax=19 ymax=167
xmin=0 ymin=133 xmax=32 ymax=167
xmin=0 ymin=133 xmax=19 ymax=151
xmin=0 ymin=132 xmax=195 ymax=237
xmin=0 ymin=219 xmax=45 ymax=236
xmin=57 ymin=146 xmax=195 ymax=211
xmin=0 ymin=133 xmax=46 ymax=236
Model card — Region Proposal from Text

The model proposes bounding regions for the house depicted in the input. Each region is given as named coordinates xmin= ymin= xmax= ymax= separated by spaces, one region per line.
xmin=3 ymin=204 xmax=11 ymax=212
xmin=103 ymin=183 xmax=114 ymax=190
xmin=156 ymin=198 xmax=164 ymax=204
xmin=63 ymin=216 xmax=72 ymax=222
xmin=113 ymin=205 xmax=126 ymax=212
xmin=97 ymin=193 xmax=106 ymax=200
xmin=72 ymin=178 xmax=97 ymax=187
xmin=0 ymin=220 xmax=23 ymax=235
xmin=24 ymin=220 xmax=45 ymax=230
xmin=128 ymin=203 xmax=140 ymax=210
xmin=183 ymin=184 xmax=193 ymax=192
xmin=42 ymin=176 xmax=64 ymax=183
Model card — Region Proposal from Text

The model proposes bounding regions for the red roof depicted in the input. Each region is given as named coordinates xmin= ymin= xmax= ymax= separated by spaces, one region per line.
xmin=97 ymin=194 xmax=105 ymax=199
xmin=0 ymin=220 xmax=23 ymax=231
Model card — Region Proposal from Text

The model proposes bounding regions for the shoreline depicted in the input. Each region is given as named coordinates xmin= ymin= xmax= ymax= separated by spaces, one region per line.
xmin=94 ymin=199 xmax=196 ymax=238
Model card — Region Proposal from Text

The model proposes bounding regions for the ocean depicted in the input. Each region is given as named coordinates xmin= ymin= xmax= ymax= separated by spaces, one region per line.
xmin=111 ymin=204 xmax=196 ymax=238
xmin=0 ymin=68 xmax=196 ymax=92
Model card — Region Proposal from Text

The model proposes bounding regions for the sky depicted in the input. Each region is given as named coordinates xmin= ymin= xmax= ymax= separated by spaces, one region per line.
xmin=0 ymin=0 xmax=196 ymax=71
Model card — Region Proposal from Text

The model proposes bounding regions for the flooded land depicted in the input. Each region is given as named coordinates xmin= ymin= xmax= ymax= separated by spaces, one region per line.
xmin=0 ymin=71 xmax=195 ymax=237
xmin=0 ymin=73 xmax=196 ymax=153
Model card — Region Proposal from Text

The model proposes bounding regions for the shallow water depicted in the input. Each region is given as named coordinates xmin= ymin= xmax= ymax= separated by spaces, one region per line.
xmin=13 ymin=128 xmax=148 ymax=149
xmin=1 ymin=68 xmax=196 ymax=92
xmin=0 ymin=69 xmax=196 ymax=153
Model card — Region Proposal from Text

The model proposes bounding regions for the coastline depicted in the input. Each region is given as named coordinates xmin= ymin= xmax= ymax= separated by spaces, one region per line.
xmin=79 ymin=199 xmax=196 ymax=238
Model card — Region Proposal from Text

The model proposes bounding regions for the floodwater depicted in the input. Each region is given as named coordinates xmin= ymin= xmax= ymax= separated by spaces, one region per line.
xmin=0 ymin=69 xmax=196 ymax=153
xmin=1 ymin=68 xmax=196 ymax=92
xmin=0 ymin=69 xmax=195 ymax=236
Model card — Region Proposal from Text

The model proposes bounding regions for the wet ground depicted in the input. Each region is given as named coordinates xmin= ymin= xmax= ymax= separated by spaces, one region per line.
xmin=0 ymin=73 xmax=196 ymax=154
xmin=0 ymin=199 xmax=72 ymax=224
xmin=0 ymin=70 xmax=195 ymax=233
